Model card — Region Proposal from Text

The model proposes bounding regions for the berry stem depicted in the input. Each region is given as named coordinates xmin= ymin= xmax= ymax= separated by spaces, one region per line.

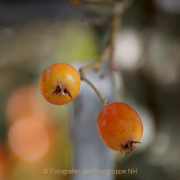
xmin=81 ymin=77 xmax=108 ymax=106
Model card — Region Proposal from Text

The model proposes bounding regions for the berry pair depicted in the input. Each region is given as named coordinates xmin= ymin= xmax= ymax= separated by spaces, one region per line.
xmin=39 ymin=63 xmax=143 ymax=154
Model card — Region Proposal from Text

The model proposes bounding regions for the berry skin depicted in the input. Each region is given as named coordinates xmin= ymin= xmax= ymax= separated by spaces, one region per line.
xmin=97 ymin=102 xmax=143 ymax=155
xmin=39 ymin=63 xmax=81 ymax=105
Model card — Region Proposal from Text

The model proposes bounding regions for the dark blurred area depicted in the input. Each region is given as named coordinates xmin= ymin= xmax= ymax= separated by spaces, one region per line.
xmin=0 ymin=0 xmax=180 ymax=180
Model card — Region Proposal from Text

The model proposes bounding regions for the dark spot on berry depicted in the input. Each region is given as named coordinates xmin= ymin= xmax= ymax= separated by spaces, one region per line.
xmin=54 ymin=85 xmax=61 ymax=94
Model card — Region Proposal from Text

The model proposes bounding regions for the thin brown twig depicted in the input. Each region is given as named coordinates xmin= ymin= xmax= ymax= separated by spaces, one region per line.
xmin=79 ymin=45 xmax=111 ymax=78
xmin=101 ymin=13 xmax=121 ymax=78
xmin=76 ymin=0 xmax=134 ymax=105
xmin=79 ymin=0 xmax=114 ymax=7
xmin=79 ymin=0 xmax=133 ymax=78
xmin=81 ymin=77 xmax=108 ymax=106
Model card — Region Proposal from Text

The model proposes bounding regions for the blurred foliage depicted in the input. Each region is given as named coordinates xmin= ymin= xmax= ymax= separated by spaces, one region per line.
xmin=53 ymin=22 xmax=99 ymax=62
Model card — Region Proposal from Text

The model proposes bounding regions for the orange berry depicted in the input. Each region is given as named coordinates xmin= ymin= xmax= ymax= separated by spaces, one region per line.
xmin=39 ymin=63 xmax=81 ymax=105
xmin=97 ymin=102 xmax=143 ymax=155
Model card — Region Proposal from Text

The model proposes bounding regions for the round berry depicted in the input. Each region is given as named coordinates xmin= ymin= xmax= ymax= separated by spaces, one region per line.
xmin=97 ymin=102 xmax=143 ymax=155
xmin=39 ymin=63 xmax=81 ymax=105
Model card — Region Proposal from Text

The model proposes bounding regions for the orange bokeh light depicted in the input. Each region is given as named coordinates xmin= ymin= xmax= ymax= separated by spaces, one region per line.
xmin=6 ymin=84 xmax=50 ymax=124
xmin=8 ymin=118 xmax=50 ymax=162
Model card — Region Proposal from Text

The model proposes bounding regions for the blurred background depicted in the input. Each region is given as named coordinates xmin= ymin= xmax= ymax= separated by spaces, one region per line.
xmin=0 ymin=0 xmax=180 ymax=180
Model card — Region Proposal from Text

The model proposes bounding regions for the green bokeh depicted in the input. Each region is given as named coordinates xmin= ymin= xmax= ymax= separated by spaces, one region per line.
xmin=53 ymin=21 xmax=99 ymax=63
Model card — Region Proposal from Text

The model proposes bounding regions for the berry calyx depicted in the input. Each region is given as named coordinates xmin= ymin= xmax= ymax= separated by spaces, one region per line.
xmin=46 ymin=82 xmax=72 ymax=99
xmin=120 ymin=141 xmax=141 ymax=156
